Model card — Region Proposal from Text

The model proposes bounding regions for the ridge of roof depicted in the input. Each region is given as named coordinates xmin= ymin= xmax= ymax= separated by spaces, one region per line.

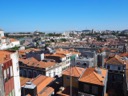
xmin=106 ymin=55 xmax=125 ymax=65
xmin=115 ymin=55 xmax=124 ymax=64
xmin=62 ymin=66 xmax=85 ymax=77
xmin=75 ymin=67 xmax=81 ymax=76
xmin=79 ymin=68 xmax=107 ymax=86
xmin=93 ymin=71 xmax=104 ymax=82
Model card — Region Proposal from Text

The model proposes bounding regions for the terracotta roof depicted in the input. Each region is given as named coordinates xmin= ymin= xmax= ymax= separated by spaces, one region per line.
xmin=38 ymin=87 xmax=54 ymax=96
xmin=19 ymin=57 xmax=39 ymax=65
xmin=20 ymin=77 xmax=31 ymax=86
xmin=19 ymin=48 xmax=41 ymax=55
xmin=62 ymin=66 xmax=85 ymax=77
xmin=120 ymin=52 xmax=128 ymax=57
xmin=21 ymin=75 xmax=55 ymax=96
xmin=45 ymin=53 xmax=66 ymax=58
xmin=106 ymin=55 xmax=125 ymax=65
xmin=1 ymin=36 xmax=6 ymax=39
xmin=79 ymin=67 xmax=107 ymax=86
xmin=56 ymin=48 xmax=71 ymax=55
xmin=37 ymin=61 xmax=56 ymax=68
xmin=69 ymin=48 xmax=81 ymax=55
xmin=0 ymin=51 xmax=12 ymax=64
xmin=10 ymin=38 xmax=19 ymax=42
xmin=32 ymin=75 xmax=54 ymax=94
xmin=19 ymin=57 xmax=56 ymax=68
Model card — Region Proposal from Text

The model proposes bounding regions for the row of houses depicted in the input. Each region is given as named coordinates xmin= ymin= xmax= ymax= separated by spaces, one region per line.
xmin=0 ymin=46 xmax=127 ymax=96
xmin=57 ymin=53 xmax=128 ymax=96
xmin=18 ymin=48 xmax=80 ymax=78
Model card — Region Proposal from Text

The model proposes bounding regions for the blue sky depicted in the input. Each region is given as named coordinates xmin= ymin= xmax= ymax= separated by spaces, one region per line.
xmin=0 ymin=0 xmax=128 ymax=32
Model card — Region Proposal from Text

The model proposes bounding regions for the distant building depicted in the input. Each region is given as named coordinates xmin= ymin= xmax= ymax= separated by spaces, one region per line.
xmin=18 ymin=48 xmax=43 ymax=59
xmin=0 ymin=29 xmax=20 ymax=50
xmin=75 ymin=51 xmax=97 ymax=68
xmin=78 ymin=67 xmax=108 ymax=96
xmin=45 ymin=48 xmax=71 ymax=71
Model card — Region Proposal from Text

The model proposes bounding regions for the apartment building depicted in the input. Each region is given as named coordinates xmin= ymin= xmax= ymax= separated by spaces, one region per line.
xmin=75 ymin=51 xmax=97 ymax=68
xmin=78 ymin=67 xmax=108 ymax=96
xmin=45 ymin=48 xmax=71 ymax=71
xmin=0 ymin=29 xmax=20 ymax=50
xmin=19 ymin=57 xmax=61 ymax=78
xmin=0 ymin=51 xmax=21 ymax=96
xmin=105 ymin=55 xmax=127 ymax=95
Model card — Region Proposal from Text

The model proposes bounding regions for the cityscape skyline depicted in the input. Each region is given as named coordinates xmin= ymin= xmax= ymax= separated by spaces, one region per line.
xmin=0 ymin=0 xmax=128 ymax=32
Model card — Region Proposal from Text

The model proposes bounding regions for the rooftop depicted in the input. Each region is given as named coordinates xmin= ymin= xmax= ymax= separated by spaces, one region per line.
xmin=62 ymin=66 xmax=85 ymax=77
xmin=32 ymin=75 xmax=55 ymax=93
xmin=79 ymin=67 xmax=107 ymax=86
xmin=0 ymin=51 xmax=13 ymax=64
xmin=21 ymin=75 xmax=55 ymax=96
xmin=56 ymin=48 xmax=71 ymax=55
xmin=19 ymin=57 xmax=56 ymax=68
xmin=106 ymin=55 xmax=126 ymax=65
xmin=19 ymin=48 xmax=41 ymax=55
xmin=45 ymin=53 xmax=66 ymax=58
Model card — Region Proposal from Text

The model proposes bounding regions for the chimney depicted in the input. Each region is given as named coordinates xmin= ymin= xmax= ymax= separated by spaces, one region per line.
xmin=95 ymin=67 xmax=101 ymax=74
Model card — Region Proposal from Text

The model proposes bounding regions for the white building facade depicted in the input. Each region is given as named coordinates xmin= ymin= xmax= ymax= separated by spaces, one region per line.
xmin=0 ymin=29 xmax=20 ymax=50
xmin=10 ymin=51 xmax=21 ymax=96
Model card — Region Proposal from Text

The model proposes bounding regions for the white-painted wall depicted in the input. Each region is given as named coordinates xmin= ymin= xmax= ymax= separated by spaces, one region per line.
xmin=46 ymin=65 xmax=62 ymax=77
xmin=0 ymin=30 xmax=20 ymax=50
xmin=10 ymin=51 xmax=21 ymax=96
xmin=0 ymin=30 xmax=4 ymax=37
xmin=0 ymin=41 xmax=20 ymax=50
xmin=75 ymin=58 xmax=94 ymax=67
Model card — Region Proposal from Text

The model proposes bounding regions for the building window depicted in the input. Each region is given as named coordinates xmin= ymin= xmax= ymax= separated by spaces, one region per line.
xmin=107 ymin=65 xmax=110 ymax=69
xmin=33 ymin=71 xmax=37 ymax=77
xmin=83 ymin=63 xmax=87 ymax=66
xmin=84 ymin=84 xmax=90 ymax=92
xmin=20 ymin=70 xmax=23 ymax=76
xmin=10 ymin=66 xmax=13 ymax=77
xmin=118 ymin=66 xmax=121 ymax=70
xmin=92 ymin=86 xmax=98 ymax=95
xmin=4 ymin=70 xmax=7 ymax=81
xmin=49 ymin=73 xmax=51 ymax=77
xmin=24 ymin=69 xmax=27 ymax=77
xmin=77 ymin=62 xmax=80 ymax=65
xmin=66 ymin=76 xmax=70 ymax=80
xmin=28 ymin=70 xmax=32 ymax=78
xmin=54 ymin=72 xmax=56 ymax=77
xmin=7 ymin=68 xmax=10 ymax=79
xmin=75 ymin=78 xmax=78 ymax=82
